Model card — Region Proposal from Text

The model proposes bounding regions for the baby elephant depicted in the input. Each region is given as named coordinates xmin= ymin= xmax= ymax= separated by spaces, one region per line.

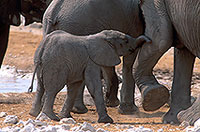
xmin=29 ymin=30 xmax=151 ymax=123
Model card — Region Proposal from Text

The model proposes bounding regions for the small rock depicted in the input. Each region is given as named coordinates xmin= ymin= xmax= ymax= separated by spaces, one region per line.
xmin=61 ymin=124 xmax=71 ymax=130
xmin=71 ymin=126 xmax=81 ymax=131
xmin=24 ymin=119 xmax=34 ymax=126
xmin=4 ymin=115 xmax=18 ymax=124
xmin=96 ymin=128 xmax=107 ymax=132
xmin=0 ymin=112 xmax=7 ymax=118
xmin=134 ymin=126 xmax=153 ymax=132
xmin=16 ymin=120 xmax=25 ymax=126
xmin=1 ymin=126 xmax=13 ymax=132
xmin=19 ymin=123 xmax=36 ymax=132
xmin=36 ymin=112 xmax=51 ymax=121
xmin=60 ymin=118 xmax=76 ymax=124
xmin=103 ymin=123 xmax=110 ymax=127
xmin=34 ymin=120 xmax=47 ymax=126
xmin=43 ymin=125 xmax=58 ymax=132
xmin=116 ymin=124 xmax=131 ymax=129
xmin=157 ymin=128 xmax=164 ymax=132
xmin=38 ymin=126 xmax=47 ymax=131
xmin=79 ymin=122 xmax=96 ymax=132
xmin=12 ymin=126 xmax=21 ymax=132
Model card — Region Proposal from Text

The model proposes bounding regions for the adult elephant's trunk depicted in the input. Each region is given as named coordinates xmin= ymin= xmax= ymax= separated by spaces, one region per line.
xmin=133 ymin=0 xmax=173 ymax=111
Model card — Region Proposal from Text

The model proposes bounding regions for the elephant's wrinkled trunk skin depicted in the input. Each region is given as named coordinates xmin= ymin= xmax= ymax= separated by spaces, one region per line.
xmin=133 ymin=0 xmax=173 ymax=111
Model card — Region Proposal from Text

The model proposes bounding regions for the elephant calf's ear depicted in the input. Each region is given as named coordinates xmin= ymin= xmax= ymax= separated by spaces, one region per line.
xmin=86 ymin=39 xmax=121 ymax=67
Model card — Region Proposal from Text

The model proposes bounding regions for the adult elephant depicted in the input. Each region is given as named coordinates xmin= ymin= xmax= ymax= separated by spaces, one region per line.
xmin=0 ymin=0 xmax=52 ymax=68
xmin=133 ymin=0 xmax=200 ymax=124
xmin=42 ymin=0 xmax=144 ymax=114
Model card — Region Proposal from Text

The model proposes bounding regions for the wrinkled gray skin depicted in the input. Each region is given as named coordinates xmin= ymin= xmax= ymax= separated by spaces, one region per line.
xmin=42 ymin=0 xmax=144 ymax=114
xmin=177 ymin=95 xmax=200 ymax=126
xmin=29 ymin=30 xmax=150 ymax=123
xmin=133 ymin=0 xmax=200 ymax=124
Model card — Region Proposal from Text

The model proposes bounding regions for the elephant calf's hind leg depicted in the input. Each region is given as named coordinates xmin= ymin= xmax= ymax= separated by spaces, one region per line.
xmin=29 ymin=79 xmax=45 ymax=117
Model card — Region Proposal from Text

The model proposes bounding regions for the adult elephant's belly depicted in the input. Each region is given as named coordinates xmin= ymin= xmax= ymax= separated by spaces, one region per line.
xmin=167 ymin=0 xmax=200 ymax=57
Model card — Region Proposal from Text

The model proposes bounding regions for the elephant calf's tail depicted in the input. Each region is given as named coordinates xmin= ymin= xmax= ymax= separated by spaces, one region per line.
xmin=28 ymin=64 xmax=40 ymax=93
xmin=28 ymin=36 xmax=47 ymax=93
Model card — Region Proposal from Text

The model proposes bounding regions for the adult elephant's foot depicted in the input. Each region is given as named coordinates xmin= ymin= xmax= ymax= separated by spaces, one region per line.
xmin=141 ymin=84 xmax=170 ymax=111
xmin=118 ymin=103 xmax=138 ymax=115
xmin=29 ymin=107 xmax=41 ymax=117
xmin=98 ymin=114 xmax=113 ymax=123
xmin=106 ymin=97 xmax=119 ymax=107
xmin=162 ymin=108 xmax=181 ymax=124
xmin=43 ymin=111 xmax=60 ymax=121
xmin=59 ymin=112 xmax=73 ymax=119
xmin=177 ymin=96 xmax=200 ymax=125
xmin=71 ymin=104 xmax=88 ymax=114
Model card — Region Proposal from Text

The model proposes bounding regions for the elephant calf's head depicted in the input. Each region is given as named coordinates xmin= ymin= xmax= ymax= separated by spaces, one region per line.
xmin=86 ymin=30 xmax=151 ymax=68
xmin=102 ymin=30 xmax=151 ymax=56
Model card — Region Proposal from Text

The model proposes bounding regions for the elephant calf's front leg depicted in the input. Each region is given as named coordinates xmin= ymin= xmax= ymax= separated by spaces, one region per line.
xmin=85 ymin=63 xmax=113 ymax=123
xmin=71 ymin=83 xmax=88 ymax=114
xmin=119 ymin=53 xmax=139 ymax=114
xmin=59 ymin=81 xmax=83 ymax=119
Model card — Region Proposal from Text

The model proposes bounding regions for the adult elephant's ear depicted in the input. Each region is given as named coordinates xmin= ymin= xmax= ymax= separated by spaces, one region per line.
xmin=86 ymin=38 xmax=121 ymax=67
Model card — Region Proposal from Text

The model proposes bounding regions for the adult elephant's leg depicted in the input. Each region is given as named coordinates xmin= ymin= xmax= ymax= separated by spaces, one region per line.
xmin=85 ymin=63 xmax=113 ymax=123
xmin=133 ymin=0 xmax=172 ymax=111
xmin=0 ymin=24 xmax=10 ymax=68
xmin=163 ymin=47 xmax=195 ymax=124
xmin=71 ymin=83 xmax=88 ymax=114
xmin=119 ymin=52 xmax=138 ymax=114
xmin=101 ymin=67 xmax=119 ymax=107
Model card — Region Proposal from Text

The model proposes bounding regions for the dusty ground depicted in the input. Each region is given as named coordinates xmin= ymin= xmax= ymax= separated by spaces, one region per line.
xmin=1 ymin=27 xmax=200 ymax=131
